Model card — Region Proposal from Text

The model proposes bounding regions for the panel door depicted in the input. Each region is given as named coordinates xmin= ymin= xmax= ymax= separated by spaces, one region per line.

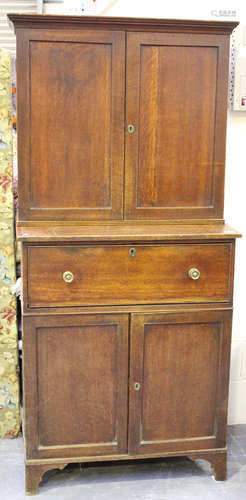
xmin=125 ymin=32 xmax=229 ymax=221
xmin=23 ymin=314 xmax=129 ymax=459
xmin=17 ymin=29 xmax=125 ymax=221
xmin=128 ymin=310 xmax=232 ymax=455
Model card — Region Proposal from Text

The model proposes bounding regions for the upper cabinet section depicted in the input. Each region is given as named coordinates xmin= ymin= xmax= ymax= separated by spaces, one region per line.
xmin=9 ymin=15 xmax=237 ymax=223
xmin=125 ymin=32 xmax=230 ymax=221
xmin=15 ymin=29 xmax=125 ymax=221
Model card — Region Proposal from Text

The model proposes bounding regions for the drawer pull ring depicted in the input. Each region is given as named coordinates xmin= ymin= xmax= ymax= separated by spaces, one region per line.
xmin=188 ymin=268 xmax=200 ymax=280
xmin=62 ymin=271 xmax=74 ymax=283
xmin=134 ymin=382 xmax=141 ymax=391
xmin=129 ymin=247 xmax=136 ymax=258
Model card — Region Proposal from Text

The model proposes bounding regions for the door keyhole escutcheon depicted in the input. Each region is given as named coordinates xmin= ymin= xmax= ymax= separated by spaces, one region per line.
xmin=127 ymin=124 xmax=135 ymax=134
xmin=134 ymin=382 xmax=141 ymax=391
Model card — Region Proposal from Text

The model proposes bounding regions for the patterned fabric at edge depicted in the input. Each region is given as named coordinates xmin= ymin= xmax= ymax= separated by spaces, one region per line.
xmin=0 ymin=48 xmax=20 ymax=438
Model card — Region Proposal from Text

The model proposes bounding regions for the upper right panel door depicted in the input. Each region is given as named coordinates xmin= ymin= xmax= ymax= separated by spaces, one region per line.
xmin=125 ymin=33 xmax=229 ymax=221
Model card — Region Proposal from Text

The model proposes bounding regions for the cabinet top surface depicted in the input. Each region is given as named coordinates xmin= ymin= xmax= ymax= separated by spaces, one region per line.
xmin=16 ymin=224 xmax=241 ymax=242
xmin=8 ymin=14 xmax=238 ymax=34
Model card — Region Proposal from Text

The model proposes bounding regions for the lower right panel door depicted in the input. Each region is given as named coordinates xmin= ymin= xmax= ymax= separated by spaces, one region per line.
xmin=128 ymin=309 xmax=232 ymax=455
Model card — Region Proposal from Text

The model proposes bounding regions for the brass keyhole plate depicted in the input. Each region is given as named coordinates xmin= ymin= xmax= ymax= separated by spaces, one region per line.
xmin=129 ymin=247 xmax=136 ymax=258
xmin=127 ymin=124 xmax=135 ymax=134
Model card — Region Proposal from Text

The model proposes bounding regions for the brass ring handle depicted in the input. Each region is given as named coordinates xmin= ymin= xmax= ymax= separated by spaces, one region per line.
xmin=188 ymin=268 xmax=200 ymax=280
xmin=62 ymin=271 xmax=74 ymax=283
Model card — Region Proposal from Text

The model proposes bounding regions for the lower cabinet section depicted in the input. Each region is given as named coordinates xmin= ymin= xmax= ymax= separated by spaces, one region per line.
xmin=23 ymin=308 xmax=232 ymax=493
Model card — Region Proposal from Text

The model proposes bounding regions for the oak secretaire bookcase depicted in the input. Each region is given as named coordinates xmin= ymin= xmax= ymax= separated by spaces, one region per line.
xmin=8 ymin=14 xmax=241 ymax=495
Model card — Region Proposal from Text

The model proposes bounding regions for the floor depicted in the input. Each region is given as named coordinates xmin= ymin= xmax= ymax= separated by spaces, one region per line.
xmin=1 ymin=426 xmax=246 ymax=499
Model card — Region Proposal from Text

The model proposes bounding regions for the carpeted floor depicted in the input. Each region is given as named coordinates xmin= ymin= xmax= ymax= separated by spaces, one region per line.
xmin=1 ymin=425 xmax=246 ymax=499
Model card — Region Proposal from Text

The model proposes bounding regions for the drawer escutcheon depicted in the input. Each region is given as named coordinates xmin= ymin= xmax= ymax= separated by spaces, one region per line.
xmin=129 ymin=247 xmax=136 ymax=258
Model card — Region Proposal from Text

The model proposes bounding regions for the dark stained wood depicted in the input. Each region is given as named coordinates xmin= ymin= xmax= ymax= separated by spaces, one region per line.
xmin=128 ymin=310 xmax=232 ymax=455
xmin=188 ymin=451 xmax=227 ymax=480
xmin=27 ymin=243 xmax=233 ymax=308
xmin=8 ymin=14 xmax=238 ymax=35
xmin=16 ymin=29 xmax=125 ymax=221
xmin=23 ymin=314 xmax=129 ymax=459
xmin=22 ymin=302 xmax=233 ymax=319
xmin=25 ymin=449 xmax=227 ymax=494
xmin=25 ymin=463 xmax=68 ymax=495
xmin=25 ymin=448 xmax=227 ymax=494
xmin=125 ymin=32 xmax=230 ymax=221
xmin=17 ymin=223 xmax=242 ymax=242
xmin=26 ymin=447 xmax=227 ymax=465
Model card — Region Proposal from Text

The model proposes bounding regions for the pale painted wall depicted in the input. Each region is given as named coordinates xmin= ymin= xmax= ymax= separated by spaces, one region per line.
xmin=44 ymin=0 xmax=246 ymax=424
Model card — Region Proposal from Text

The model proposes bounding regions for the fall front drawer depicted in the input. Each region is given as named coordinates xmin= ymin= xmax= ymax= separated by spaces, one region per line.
xmin=26 ymin=243 xmax=233 ymax=308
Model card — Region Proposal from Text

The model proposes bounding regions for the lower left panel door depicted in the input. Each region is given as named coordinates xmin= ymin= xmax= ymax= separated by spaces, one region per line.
xmin=23 ymin=313 xmax=129 ymax=459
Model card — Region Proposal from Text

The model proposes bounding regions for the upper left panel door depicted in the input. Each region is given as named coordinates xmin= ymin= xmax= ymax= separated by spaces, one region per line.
xmin=16 ymin=29 xmax=125 ymax=221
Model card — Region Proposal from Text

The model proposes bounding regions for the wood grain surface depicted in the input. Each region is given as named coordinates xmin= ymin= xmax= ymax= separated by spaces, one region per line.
xmin=8 ymin=14 xmax=238 ymax=35
xmin=17 ymin=223 xmax=241 ymax=241
xmin=125 ymin=32 xmax=230 ymax=221
xmin=16 ymin=29 xmax=125 ymax=221
xmin=27 ymin=243 xmax=233 ymax=308
xmin=128 ymin=310 xmax=232 ymax=454
xmin=23 ymin=314 xmax=129 ymax=459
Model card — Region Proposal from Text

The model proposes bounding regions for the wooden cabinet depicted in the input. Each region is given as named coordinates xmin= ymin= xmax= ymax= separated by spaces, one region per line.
xmin=9 ymin=13 xmax=241 ymax=495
